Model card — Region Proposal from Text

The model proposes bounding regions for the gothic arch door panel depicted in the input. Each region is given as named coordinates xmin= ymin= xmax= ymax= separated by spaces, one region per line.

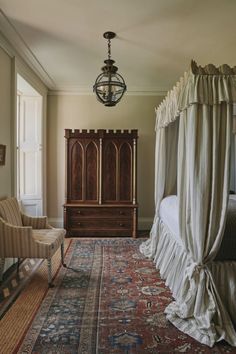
xmin=85 ymin=141 xmax=99 ymax=202
xmin=70 ymin=141 xmax=83 ymax=201
xmin=119 ymin=142 xmax=132 ymax=202
xmin=103 ymin=141 xmax=117 ymax=202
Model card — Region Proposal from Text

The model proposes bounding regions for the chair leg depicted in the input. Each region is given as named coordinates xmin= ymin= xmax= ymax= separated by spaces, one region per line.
xmin=61 ymin=242 xmax=66 ymax=267
xmin=47 ymin=259 xmax=54 ymax=288
xmin=0 ymin=258 xmax=5 ymax=282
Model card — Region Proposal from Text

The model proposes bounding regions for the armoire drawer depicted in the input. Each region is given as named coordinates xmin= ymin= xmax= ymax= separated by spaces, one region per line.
xmin=68 ymin=207 xmax=133 ymax=218
xmin=69 ymin=218 xmax=132 ymax=230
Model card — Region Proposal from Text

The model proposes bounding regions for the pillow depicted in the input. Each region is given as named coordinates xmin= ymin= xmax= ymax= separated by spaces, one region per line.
xmin=0 ymin=197 xmax=23 ymax=226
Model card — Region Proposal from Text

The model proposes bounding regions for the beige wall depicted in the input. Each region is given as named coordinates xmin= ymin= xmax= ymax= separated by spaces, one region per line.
xmin=0 ymin=47 xmax=13 ymax=272
xmin=0 ymin=47 xmax=12 ymax=199
xmin=47 ymin=94 xmax=164 ymax=228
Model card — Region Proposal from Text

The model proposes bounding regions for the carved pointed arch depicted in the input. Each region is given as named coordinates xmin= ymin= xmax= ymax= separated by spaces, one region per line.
xmin=119 ymin=142 xmax=132 ymax=201
xmin=70 ymin=141 xmax=84 ymax=200
xmin=103 ymin=141 xmax=118 ymax=201
xmin=85 ymin=141 xmax=99 ymax=201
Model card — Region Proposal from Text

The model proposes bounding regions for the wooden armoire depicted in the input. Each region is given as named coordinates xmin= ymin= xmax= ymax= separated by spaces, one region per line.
xmin=63 ymin=129 xmax=138 ymax=237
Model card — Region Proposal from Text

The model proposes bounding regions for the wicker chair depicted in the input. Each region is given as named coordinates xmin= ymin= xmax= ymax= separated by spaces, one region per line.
xmin=0 ymin=197 xmax=66 ymax=287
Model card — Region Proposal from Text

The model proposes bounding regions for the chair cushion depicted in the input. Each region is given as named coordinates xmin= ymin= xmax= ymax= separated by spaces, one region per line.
xmin=0 ymin=197 xmax=22 ymax=226
xmin=32 ymin=228 xmax=66 ymax=258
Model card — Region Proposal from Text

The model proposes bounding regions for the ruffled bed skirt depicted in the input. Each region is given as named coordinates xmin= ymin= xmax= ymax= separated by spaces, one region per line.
xmin=140 ymin=221 xmax=236 ymax=346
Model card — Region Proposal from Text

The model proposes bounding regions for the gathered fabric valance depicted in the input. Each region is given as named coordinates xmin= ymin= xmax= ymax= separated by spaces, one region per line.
xmin=156 ymin=60 xmax=236 ymax=130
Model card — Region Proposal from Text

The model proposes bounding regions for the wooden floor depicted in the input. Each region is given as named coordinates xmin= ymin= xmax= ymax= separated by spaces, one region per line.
xmin=0 ymin=239 xmax=70 ymax=354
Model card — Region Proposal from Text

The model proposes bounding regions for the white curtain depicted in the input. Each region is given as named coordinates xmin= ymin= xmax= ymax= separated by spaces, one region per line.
xmin=140 ymin=120 xmax=178 ymax=258
xmin=165 ymin=103 xmax=236 ymax=346
xmin=140 ymin=61 xmax=236 ymax=347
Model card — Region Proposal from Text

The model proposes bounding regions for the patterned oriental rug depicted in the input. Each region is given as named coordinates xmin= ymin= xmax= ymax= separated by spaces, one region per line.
xmin=11 ymin=239 xmax=234 ymax=353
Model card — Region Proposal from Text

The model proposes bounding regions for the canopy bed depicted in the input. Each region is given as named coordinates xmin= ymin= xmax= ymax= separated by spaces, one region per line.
xmin=140 ymin=61 xmax=236 ymax=347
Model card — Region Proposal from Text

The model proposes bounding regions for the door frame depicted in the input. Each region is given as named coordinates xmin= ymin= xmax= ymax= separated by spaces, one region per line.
xmin=12 ymin=57 xmax=48 ymax=214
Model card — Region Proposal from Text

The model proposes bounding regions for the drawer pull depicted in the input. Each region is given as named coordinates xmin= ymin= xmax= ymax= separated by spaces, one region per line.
xmin=119 ymin=223 xmax=124 ymax=227
xmin=77 ymin=222 xmax=81 ymax=226
xmin=119 ymin=211 xmax=124 ymax=215
xmin=77 ymin=211 xmax=81 ymax=214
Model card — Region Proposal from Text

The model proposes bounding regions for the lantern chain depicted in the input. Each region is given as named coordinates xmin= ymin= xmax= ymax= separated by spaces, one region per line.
xmin=107 ymin=38 xmax=111 ymax=60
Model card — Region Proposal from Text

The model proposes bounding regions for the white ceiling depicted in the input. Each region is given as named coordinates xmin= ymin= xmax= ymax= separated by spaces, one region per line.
xmin=0 ymin=0 xmax=235 ymax=93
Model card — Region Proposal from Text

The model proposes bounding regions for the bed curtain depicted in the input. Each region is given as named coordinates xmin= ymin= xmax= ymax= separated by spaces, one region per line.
xmin=140 ymin=61 xmax=236 ymax=347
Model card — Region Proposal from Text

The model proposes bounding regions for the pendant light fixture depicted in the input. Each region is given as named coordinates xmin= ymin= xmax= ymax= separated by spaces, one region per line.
xmin=93 ymin=31 xmax=127 ymax=107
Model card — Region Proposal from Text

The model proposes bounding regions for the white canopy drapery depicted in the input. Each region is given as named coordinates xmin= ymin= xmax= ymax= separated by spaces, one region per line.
xmin=140 ymin=61 xmax=236 ymax=347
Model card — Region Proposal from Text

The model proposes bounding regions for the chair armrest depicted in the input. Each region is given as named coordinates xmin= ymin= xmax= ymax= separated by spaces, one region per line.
xmin=0 ymin=217 xmax=36 ymax=258
xmin=21 ymin=213 xmax=51 ymax=229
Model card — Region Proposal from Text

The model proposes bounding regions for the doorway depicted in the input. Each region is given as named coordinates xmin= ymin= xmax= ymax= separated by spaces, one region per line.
xmin=17 ymin=74 xmax=43 ymax=216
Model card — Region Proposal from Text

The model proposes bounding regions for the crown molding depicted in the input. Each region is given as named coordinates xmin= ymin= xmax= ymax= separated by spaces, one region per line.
xmin=0 ymin=9 xmax=55 ymax=89
xmin=15 ymin=57 xmax=48 ymax=95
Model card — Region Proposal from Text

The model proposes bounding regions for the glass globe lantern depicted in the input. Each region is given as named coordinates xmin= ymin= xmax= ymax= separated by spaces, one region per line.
xmin=93 ymin=32 xmax=127 ymax=107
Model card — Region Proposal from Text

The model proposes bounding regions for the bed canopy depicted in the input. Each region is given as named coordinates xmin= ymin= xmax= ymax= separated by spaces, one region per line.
xmin=140 ymin=60 xmax=236 ymax=347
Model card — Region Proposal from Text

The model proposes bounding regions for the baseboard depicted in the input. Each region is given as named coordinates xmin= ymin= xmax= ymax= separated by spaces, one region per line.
xmin=138 ymin=217 xmax=153 ymax=230
xmin=48 ymin=218 xmax=64 ymax=228
xmin=48 ymin=217 xmax=153 ymax=231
